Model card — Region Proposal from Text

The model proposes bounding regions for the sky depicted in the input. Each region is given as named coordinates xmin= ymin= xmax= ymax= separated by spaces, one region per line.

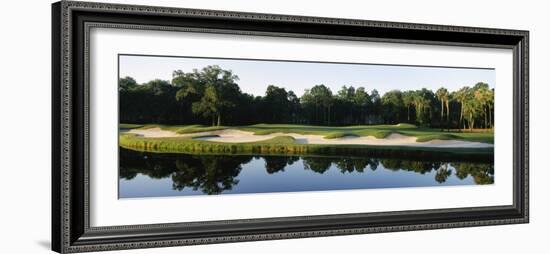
xmin=119 ymin=54 xmax=495 ymax=97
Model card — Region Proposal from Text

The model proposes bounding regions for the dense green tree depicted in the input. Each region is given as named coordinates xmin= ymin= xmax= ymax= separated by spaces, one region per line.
xmin=354 ymin=87 xmax=370 ymax=124
xmin=453 ymin=86 xmax=470 ymax=129
xmin=474 ymin=82 xmax=492 ymax=129
xmin=302 ymin=85 xmax=333 ymax=125
xmin=412 ymin=89 xmax=434 ymax=126
xmin=120 ymin=67 xmax=493 ymax=129
xmin=402 ymin=91 xmax=414 ymax=123
xmin=381 ymin=90 xmax=404 ymax=124
xmin=300 ymin=89 xmax=317 ymax=124
xmin=287 ymin=91 xmax=301 ymax=123
xmin=336 ymin=86 xmax=356 ymax=124
xmin=119 ymin=76 xmax=138 ymax=92
xmin=192 ymin=85 xmax=220 ymax=126
xmin=263 ymin=85 xmax=290 ymax=123
xmin=177 ymin=65 xmax=241 ymax=126
xmin=369 ymin=89 xmax=381 ymax=124
xmin=487 ymin=89 xmax=494 ymax=129
xmin=313 ymin=85 xmax=334 ymax=125
xmin=462 ymin=90 xmax=480 ymax=131
xmin=436 ymin=87 xmax=450 ymax=127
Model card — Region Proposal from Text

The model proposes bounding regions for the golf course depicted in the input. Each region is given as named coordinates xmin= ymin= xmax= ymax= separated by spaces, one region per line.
xmin=117 ymin=63 xmax=497 ymax=162
xmin=119 ymin=123 xmax=494 ymax=160
xmin=117 ymin=56 xmax=497 ymax=197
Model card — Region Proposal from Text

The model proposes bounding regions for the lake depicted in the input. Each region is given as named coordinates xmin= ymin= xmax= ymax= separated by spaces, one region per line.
xmin=119 ymin=148 xmax=494 ymax=198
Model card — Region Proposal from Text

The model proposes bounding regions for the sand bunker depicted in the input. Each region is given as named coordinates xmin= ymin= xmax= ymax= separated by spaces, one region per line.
xmin=126 ymin=128 xmax=493 ymax=148
xmin=125 ymin=127 xmax=188 ymax=138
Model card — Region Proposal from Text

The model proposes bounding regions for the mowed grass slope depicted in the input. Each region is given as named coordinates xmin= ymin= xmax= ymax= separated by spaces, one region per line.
xmin=240 ymin=123 xmax=493 ymax=143
xmin=130 ymin=124 xmax=228 ymax=134
xmin=119 ymin=123 xmax=494 ymax=160
xmin=119 ymin=132 xmax=493 ymax=161
xmin=120 ymin=123 xmax=494 ymax=144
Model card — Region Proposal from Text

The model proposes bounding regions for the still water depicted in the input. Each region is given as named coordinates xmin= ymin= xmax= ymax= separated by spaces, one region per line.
xmin=119 ymin=148 xmax=494 ymax=198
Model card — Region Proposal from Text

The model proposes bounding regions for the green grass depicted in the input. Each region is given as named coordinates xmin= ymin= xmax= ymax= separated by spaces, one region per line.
xmin=119 ymin=123 xmax=144 ymax=129
xmin=238 ymin=123 xmax=409 ymax=139
xmin=191 ymin=134 xmax=221 ymax=139
xmin=414 ymin=133 xmax=460 ymax=142
xmin=252 ymin=129 xmax=276 ymax=135
xmin=119 ymin=132 xmax=493 ymax=162
xmin=324 ymin=132 xmax=360 ymax=139
xmin=119 ymin=133 xmax=308 ymax=155
xmin=119 ymin=122 xmax=494 ymax=162
xmin=120 ymin=123 xmax=494 ymax=147
xmin=174 ymin=125 xmax=227 ymax=134
xmin=396 ymin=128 xmax=494 ymax=143
xmin=237 ymin=123 xmax=493 ymax=143
xmin=353 ymin=129 xmax=393 ymax=139
xmin=123 ymin=124 xmax=227 ymax=134
xmin=253 ymin=136 xmax=297 ymax=144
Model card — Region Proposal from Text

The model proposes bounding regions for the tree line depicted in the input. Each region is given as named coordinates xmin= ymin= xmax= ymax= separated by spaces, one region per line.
xmin=120 ymin=65 xmax=494 ymax=130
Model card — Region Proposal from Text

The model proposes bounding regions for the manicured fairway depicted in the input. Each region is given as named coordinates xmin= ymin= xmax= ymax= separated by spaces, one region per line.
xmin=119 ymin=123 xmax=494 ymax=160
xmin=121 ymin=123 xmax=493 ymax=143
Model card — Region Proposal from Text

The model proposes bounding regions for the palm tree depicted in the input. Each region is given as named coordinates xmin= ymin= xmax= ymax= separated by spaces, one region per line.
xmin=462 ymin=94 xmax=480 ymax=131
xmin=474 ymin=89 xmax=487 ymax=128
xmin=487 ymin=89 xmax=494 ymax=129
xmin=412 ymin=92 xmax=427 ymax=125
xmin=453 ymin=86 xmax=470 ymax=130
xmin=436 ymin=87 xmax=449 ymax=129
xmin=474 ymin=83 xmax=493 ymax=129
xmin=402 ymin=91 xmax=414 ymax=123
xmin=411 ymin=89 xmax=435 ymax=126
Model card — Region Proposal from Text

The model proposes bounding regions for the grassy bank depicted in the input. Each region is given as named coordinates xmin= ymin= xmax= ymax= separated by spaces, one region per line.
xmin=121 ymin=123 xmax=494 ymax=143
xmin=119 ymin=131 xmax=494 ymax=162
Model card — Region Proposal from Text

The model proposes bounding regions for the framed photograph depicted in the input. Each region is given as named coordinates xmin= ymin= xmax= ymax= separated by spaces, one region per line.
xmin=52 ymin=1 xmax=529 ymax=253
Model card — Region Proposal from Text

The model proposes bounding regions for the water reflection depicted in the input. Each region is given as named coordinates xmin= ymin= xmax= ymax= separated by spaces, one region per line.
xmin=119 ymin=148 xmax=494 ymax=198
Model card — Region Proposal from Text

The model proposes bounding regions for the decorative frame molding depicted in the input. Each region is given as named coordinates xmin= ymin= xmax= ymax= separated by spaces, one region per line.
xmin=52 ymin=1 xmax=529 ymax=253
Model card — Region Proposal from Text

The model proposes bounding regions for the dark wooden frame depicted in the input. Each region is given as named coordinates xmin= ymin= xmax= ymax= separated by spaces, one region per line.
xmin=52 ymin=1 xmax=529 ymax=253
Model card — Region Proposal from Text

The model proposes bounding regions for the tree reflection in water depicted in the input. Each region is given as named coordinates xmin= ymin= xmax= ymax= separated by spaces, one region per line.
xmin=120 ymin=148 xmax=494 ymax=195
xmin=453 ymin=162 xmax=494 ymax=185
xmin=304 ymin=157 xmax=379 ymax=174
xmin=263 ymin=156 xmax=299 ymax=174
xmin=120 ymin=149 xmax=252 ymax=194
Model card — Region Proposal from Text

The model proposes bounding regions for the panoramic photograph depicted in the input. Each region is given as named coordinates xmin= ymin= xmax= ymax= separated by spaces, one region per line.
xmin=118 ymin=54 xmax=495 ymax=198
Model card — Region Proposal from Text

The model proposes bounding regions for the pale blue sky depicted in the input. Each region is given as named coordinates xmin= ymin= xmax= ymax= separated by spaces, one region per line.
xmin=119 ymin=55 xmax=495 ymax=97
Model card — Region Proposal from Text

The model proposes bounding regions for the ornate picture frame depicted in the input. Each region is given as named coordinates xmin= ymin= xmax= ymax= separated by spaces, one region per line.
xmin=52 ymin=1 xmax=529 ymax=253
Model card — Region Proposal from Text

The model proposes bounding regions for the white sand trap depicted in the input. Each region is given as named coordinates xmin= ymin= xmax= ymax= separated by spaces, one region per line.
xmin=125 ymin=127 xmax=189 ymax=138
xmin=126 ymin=128 xmax=493 ymax=148
xmin=194 ymin=129 xmax=278 ymax=143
